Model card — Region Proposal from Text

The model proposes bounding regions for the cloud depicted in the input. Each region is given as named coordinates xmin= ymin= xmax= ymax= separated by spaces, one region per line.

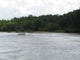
xmin=0 ymin=0 xmax=80 ymax=19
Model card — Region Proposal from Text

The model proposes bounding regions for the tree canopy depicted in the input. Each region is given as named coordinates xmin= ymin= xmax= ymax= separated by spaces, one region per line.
xmin=0 ymin=9 xmax=80 ymax=33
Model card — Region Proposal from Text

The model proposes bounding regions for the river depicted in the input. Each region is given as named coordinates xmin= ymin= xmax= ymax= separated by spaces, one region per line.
xmin=0 ymin=32 xmax=80 ymax=60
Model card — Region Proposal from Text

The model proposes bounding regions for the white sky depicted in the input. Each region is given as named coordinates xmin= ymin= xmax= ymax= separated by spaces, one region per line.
xmin=0 ymin=0 xmax=80 ymax=19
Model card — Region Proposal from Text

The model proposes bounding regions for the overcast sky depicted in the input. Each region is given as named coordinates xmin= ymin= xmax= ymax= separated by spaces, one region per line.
xmin=0 ymin=0 xmax=80 ymax=19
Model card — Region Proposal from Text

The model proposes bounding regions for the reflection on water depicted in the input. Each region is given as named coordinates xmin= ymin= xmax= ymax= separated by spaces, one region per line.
xmin=0 ymin=32 xmax=80 ymax=60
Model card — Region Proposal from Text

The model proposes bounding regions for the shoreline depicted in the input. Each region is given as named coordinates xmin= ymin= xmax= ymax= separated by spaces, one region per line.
xmin=0 ymin=31 xmax=72 ymax=33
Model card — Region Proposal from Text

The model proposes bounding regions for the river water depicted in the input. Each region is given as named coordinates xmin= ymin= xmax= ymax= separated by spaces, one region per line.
xmin=0 ymin=32 xmax=80 ymax=60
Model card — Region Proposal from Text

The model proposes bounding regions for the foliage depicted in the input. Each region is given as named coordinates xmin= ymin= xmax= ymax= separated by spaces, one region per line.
xmin=0 ymin=9 xmax=80 ymax=33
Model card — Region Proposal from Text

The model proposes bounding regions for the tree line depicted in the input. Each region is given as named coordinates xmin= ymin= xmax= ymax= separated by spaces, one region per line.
xmin=0 ymin=9 xmax=80 ymax=33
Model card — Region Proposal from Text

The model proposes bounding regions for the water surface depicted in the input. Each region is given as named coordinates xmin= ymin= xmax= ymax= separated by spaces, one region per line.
xmin=0 ymin=32 xmax=80 ymax=60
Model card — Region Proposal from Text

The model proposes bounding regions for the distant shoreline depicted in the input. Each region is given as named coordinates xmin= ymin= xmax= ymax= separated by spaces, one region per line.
xmin=0 ymin=31 xmax=79 ymax=34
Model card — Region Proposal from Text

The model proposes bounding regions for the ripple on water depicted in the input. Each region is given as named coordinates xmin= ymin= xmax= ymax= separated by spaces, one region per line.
xmin=0 ymin=33 xmax=80 ymax=60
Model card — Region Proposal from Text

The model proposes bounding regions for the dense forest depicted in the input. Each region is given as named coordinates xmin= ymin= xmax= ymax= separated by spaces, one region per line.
xmin=0 ymin=9 xmax=80 ymax=33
